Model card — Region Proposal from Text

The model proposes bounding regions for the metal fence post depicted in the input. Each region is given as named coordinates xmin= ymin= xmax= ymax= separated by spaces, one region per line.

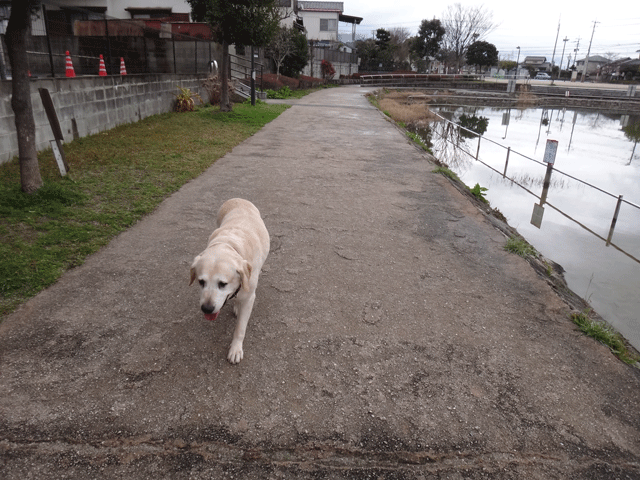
xmin=173 ymin=37 xmax=177 ymax=74
xmin=475 ymin=136 xmax=481 ymax=160
xmin=503 ymin=146 xmax=511 ymax=177
xmin=104 ymin=16 xmax=112 ymax=73
xmin=42 ymin=5 xmax=56 ymax=77
xmin=606 ymin=195 xmax=624 ymax=246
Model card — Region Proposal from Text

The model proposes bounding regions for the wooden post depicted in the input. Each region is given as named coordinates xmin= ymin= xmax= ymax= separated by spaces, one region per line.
xmin=38 ymin=88 xmax=69 ymax=173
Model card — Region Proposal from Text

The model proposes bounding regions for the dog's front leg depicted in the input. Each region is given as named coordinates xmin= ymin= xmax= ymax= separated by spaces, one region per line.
xmin=227 ymin=293 xmax=255 ymax=364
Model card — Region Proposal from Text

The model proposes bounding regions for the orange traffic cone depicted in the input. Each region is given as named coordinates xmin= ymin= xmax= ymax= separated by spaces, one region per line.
xmin=98 ymin=54 xmax=107 ymax=76
xmin=65 ymin=51 xmax=75 ymax=78
xmin=119 ymin=57 xmax=127 ymax=75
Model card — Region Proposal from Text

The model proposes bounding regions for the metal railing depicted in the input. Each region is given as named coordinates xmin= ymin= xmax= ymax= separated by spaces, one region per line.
xmin=360 ymin=73 xmax=483 ymax=86
xmin=229 ymin=53 xmax=264 ymax=92
xmin=428 ymin=111 xmax=640 ymax=264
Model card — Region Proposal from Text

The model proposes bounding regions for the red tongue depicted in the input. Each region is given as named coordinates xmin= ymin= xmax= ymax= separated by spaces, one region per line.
xmin=204 ymin=312 xmax=219 ymax=322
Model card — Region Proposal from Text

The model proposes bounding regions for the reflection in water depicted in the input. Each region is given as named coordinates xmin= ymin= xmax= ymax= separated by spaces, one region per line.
xmin=425 ymin=105 xmax=640 ymax=350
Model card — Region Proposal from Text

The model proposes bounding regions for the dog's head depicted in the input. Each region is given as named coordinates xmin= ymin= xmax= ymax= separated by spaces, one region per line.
xmin=189 ymin=245 xmax=252 ymax=321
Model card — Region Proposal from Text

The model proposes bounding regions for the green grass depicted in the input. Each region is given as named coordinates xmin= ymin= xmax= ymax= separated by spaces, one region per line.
xmin=504 ymin=236 xmax=537 ymax=259
xmin=406 ymin=131 xmax=431 ymax=152
xmin=265 ymin=86 xmax=326 ymax=100
xmin=0 ymin=102 xmax=289 ymax=316
xmin=432 ymin=166 xmax=461 ymax=182
xmin=572 ymin=310 xmax=639 ymax=365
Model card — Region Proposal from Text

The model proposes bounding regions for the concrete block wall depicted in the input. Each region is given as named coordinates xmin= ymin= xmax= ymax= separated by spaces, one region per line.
xmin=0 ymin=74 xmax=211 ymax=165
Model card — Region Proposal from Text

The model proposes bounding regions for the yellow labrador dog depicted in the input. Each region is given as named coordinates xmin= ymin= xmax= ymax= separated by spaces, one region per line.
xmin=190 ymin=198 xmax=270 ymax=364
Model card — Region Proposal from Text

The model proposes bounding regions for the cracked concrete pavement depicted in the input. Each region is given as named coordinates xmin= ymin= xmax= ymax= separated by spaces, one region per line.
xmin=1 ymin=86 xmax=640 ymax=479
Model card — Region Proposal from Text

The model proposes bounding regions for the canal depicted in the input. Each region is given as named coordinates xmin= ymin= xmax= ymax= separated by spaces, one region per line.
xmin=421 ymin=106 xmax=640 ymax=350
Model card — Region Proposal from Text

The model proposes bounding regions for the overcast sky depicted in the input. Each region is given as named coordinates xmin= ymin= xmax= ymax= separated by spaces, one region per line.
xmin=340 ymin=0 xmax=640 ymax=65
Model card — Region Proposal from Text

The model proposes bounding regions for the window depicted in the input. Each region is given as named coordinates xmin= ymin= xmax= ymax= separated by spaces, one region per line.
xmin=320 ymin=18 xmax=337 ymax=32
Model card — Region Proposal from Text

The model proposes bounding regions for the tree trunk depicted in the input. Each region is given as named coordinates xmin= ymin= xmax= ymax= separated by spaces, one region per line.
xmin=6 ymin=0 xmax=43 ymax=193
xmin=219 ymin=41 xmax=232 ymax=112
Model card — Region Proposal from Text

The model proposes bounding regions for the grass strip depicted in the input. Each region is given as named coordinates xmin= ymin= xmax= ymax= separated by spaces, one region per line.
xmin=0 ymin=101 xmax=289 ymax=316
xmin=572 ymin=310 xmax=639 ymax=365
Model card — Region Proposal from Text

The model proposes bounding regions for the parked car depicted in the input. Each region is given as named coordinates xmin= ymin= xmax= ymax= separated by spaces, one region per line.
xmin=534 ymin=72 xmax=551 ymax=80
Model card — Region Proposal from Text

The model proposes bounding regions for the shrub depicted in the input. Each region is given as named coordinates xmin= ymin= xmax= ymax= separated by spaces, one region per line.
xmin=173 ymin=86 xmax=203 ymax=112
xmin=201 ymin=75 xmax=235 ymax=106
xmin=321 ymin=59 xmax=336 ymax=80
xmin=470 ymin=183 xmax=488 ymax=203
xmin=266 ymin=86 xmax=293 ymax=99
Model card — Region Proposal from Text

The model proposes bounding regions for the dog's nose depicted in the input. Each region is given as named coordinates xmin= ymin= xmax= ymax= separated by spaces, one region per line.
xmin=201 ymin=304 xmax=215 ymax=314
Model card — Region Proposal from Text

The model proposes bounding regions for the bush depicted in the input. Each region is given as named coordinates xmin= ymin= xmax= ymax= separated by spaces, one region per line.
xmin=266 ymin=86 xmax=293 ymax=99
xmin=321 ymin=59 xmax=336 ymax=80
xmin=173 ymin=86 xmax=203 ymax=112
xmin=201 ymin=74 xmax=235 ymax=106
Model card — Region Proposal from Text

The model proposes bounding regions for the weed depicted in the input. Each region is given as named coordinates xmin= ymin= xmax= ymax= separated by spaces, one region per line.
xmin=0 ymin=102 xmax=289 ymax=316
xmin=470 ymin=183 xmax=489 ymax=203
xmin=432 ymin=166 xmax=461 ymax=182
xmin=266 ymin=86 xmax=293 ymax=99
xmin=572 ymin=310 xmax=639 ymax=365
xmin=406 ymin=132 xmax=431 ymax=152
xmin=490 ymin=207 xmax=507 ymax=222
xmin=504 ymin=236 xmax=537 ymax=259
xmin=173 ymin=86 xmax=203 ymax=112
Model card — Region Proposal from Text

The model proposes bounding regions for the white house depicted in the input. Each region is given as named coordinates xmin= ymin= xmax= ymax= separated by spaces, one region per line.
xmin=297 ymin=1 xmax=343 ymax=43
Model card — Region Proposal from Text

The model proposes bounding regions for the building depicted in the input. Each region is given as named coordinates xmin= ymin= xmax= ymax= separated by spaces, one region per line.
xmin=575 ymin=55 xmax=610 ymax=78
xmin=297 ymin=1 xmax=361 ymax=45
xmin=36 ymin=0 xmax=192 ymax=21
xmin=521 ymin=56 xmax=551 ymax=73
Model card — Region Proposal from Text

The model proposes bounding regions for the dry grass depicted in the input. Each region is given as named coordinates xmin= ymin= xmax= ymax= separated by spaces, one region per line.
xmin=377 ymin=90 xmax=440 ymax=125
xmin=516 ymin=91 xmax=538 ymax=108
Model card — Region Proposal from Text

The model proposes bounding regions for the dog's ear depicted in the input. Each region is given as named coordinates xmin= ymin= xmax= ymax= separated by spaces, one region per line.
xmin=239 ymin=260 xmax=253 ymax=292
xmin=189 ymin=256 xmax=201 ymax=286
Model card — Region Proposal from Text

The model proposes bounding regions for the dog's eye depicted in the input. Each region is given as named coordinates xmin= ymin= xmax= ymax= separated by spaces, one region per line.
xmin=218 ymin=281 xmax=227 ymax=289
xmin=198 ymin=279 xmax=205 ymax=287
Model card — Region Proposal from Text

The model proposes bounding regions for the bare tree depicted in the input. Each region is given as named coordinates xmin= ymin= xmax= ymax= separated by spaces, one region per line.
xmin=5 ymin=0 xmax=43 ymax=193
xmin=441 ymin=3 xmax=497 ymax=71
xmin=266 ymin=26 xmax=294 ymax=77
xmin=389 ymin=27 xmax=412 ymax=70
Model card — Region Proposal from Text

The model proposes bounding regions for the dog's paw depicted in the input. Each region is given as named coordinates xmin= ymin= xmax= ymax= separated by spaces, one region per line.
xmin=227 ymin=342 xmax=244 ymax=364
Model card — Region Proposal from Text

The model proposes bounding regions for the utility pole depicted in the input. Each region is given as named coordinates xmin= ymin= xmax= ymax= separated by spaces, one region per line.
xmin=581 ymin=21 xmax=599 ymax=83
xmin=550 ymin=18 xmax=560 ymax=84
xmin=571 ymin=38 xmax=580 ymax=80
xmin=558 ymin=37 xmax=569 ymax=81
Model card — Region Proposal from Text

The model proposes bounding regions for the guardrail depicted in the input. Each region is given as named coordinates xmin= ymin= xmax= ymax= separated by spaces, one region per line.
xmin=428 ymin=111 xmax=640 ymax=264
xmin=360 ymin=73 xmax=483 ymax=86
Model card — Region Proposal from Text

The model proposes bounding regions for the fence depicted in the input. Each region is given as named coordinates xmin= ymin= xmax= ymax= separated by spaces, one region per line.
xmin=305 ymin=45 xmax=357 ymax=78
xmin=360 ymin=74 xmax=483 ymax=87
xmin=0 ymin=3 xmax=223 ymax=80
xmin=428 ymin=111 xmax=640 ymax=265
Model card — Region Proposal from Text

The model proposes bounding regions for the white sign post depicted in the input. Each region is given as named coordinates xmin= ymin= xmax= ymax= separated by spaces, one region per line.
xmin=50 ymin=140 xmax=67 ymax=176
xmin=531 ymin=139 xmax=558 ymax=228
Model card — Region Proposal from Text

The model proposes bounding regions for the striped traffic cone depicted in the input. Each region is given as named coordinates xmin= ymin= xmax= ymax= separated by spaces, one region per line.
xmin=65 ymin=51 xmax=75 ymax=78
xmin=98 ymin=54 xmax=107 ymax=76
xmin=119 ymin=57 xmax=127 ymax=75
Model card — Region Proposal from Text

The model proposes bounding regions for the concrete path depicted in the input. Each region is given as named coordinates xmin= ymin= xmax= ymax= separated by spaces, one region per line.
xmin=1 ymin=86 xmax=639 ymax=479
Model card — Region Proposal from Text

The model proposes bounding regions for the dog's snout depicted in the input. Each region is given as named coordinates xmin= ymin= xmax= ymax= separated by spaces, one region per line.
xmin=201 ymin=304 xmax=215 ymax=315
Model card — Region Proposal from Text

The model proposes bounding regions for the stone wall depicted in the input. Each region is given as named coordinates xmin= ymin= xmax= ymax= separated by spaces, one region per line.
xmin=0 ymin=74 xmax=211 ymax=165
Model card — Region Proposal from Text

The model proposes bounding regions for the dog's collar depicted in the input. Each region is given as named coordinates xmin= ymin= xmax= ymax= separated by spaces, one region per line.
xmin=229 ymin=284 xmax=241 ymax=300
